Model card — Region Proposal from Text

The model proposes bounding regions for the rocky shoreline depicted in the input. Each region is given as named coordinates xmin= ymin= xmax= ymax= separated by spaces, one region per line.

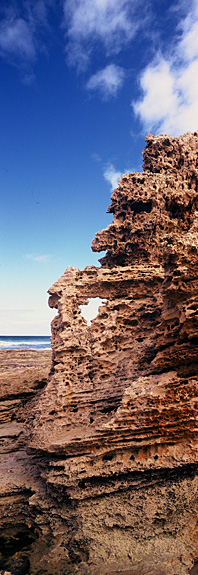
xmin=0 ymin=350 xmax=52 ymax=575
xmin=0 ymin=349 xmax=52 ymax=422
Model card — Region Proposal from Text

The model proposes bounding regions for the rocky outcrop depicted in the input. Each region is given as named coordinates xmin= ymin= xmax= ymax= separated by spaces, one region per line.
xmin=0 ymin=351 xmax=52 ymax=575
xmin=1 ymin=132 xmax=198 ymax=575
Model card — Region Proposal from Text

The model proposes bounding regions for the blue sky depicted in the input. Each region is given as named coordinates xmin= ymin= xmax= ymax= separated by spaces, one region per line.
xmin=0 ymin=0 xmax=198 ymax=334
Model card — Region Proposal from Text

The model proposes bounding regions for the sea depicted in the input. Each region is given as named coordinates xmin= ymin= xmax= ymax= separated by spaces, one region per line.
xmin=0 ymin=336 xmax=51 ymax=350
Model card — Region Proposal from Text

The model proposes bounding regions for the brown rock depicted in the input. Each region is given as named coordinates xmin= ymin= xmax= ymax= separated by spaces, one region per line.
xmin=0 ymin=351 xmax=52 ymax=575
xmin=1 ymin=132 xmax=198 ymax=575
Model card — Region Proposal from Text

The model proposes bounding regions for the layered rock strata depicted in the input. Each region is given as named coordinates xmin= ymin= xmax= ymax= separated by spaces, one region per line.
xmin=1 ymin=132 xmax=198 ymax=575
xmin=0 ymin=351 xmax=52 ymax=575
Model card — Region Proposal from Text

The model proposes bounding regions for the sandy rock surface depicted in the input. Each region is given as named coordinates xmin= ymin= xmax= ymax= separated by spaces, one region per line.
xmin=0 ymin=351 xmax=52 ymax=575
xmin=1 ymin=132 xmax=198 ymax=575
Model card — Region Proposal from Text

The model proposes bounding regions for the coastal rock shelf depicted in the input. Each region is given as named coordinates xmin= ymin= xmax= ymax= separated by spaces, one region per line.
xmin=1 ymin=132 xmax=198 ymax=575
xmin=0 ymin=351 xmax=52 ymax=575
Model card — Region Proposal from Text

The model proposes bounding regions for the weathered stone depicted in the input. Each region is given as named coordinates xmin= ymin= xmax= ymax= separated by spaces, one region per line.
xmin=1 ymin=132 xmax=198 ymax=575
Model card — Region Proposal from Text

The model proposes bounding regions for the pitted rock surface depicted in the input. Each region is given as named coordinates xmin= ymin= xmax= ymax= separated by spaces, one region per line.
xmin=1 ymin=132 xmax=198 ymax=575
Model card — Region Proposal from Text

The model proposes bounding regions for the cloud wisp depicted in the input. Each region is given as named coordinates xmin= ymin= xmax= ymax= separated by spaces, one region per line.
xmin=2 ymin=0 xmax=197 ymax=116
xmin=86 ymin=64 xmax=125 ymax=99
xmin=132 ymin=0 xmax=198 ymax=135
xmin=0 ymin=0 xmax=146 ymax=95
xmin=103 ymin=162 xmax=122 ymax=190
xmin=0 ymin=1 xmax=54 ymax=78
xmin=0 ymin=15 xmax=36 ymax=60
xmin=62 ymin=0 xmax=146 ymax=70
xmin=24 ymin=253 xmax=52 ymax=263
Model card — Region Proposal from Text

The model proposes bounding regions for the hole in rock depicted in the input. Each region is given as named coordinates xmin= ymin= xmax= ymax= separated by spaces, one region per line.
xmin=102 ymin=452 xmax=114 ymax=461
xmin=189 ymin=304 xmax=198 ymax=311
xmin=34 ymin=379 xmax=48 ymax=390
xmin=80 ymin=297 xmax=107 ymax=326
xmin=190 ymin=559 xmax=198 ymax=574
xmin=189 ymin=336 xmax=198 ymax=345
xmin=0 ymin=526 xmax=37 ymax=558
xmin=130 ymin=199 xmax=153 ymax=214
xmin=101 ymin=404 xmax=116 ymax=414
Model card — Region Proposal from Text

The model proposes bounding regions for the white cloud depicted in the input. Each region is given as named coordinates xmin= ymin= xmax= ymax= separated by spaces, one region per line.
xmin=24 ymin=254 xmax=52 ymax=263
xmin=87 ymin=64 xmax=125 ymax=98
xmin=133 ymin=58 xmax=180 ymax=132
xmin=132 ymin=0 xmax=198 ymax=135
xmin=103 ymin=162 xmax=122 ymax=190
xmin=0 ymin=16 xmax=36 ymax=60
xmin=178 ymin=0 xmax=198 ymax=60
xmin=62 ymin=0 xmax=146 ymax=69
xmin=0 ymin=0 xmax=147 ymax=93
xmin=0 ymin=1 xmax=54 ymax=68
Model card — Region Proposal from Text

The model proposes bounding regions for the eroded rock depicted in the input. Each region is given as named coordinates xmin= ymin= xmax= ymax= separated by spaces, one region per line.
xmin=1 ymin=132 xmax=198 ymax=575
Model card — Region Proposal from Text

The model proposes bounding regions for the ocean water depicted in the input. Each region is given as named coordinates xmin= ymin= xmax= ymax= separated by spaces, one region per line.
xmin=0 ymin=336 xmax=51 ymax=350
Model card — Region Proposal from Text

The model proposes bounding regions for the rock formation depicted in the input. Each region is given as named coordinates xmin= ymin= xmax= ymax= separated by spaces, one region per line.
xmin=0 ymin=132 xmax=198 ymax=575
xmin=0 ymin=351 xmax=51 ymax=575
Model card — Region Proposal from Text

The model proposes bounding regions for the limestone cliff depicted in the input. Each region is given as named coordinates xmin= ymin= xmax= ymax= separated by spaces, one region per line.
xmin=0 ymin=132 xmax=198 ymax=575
